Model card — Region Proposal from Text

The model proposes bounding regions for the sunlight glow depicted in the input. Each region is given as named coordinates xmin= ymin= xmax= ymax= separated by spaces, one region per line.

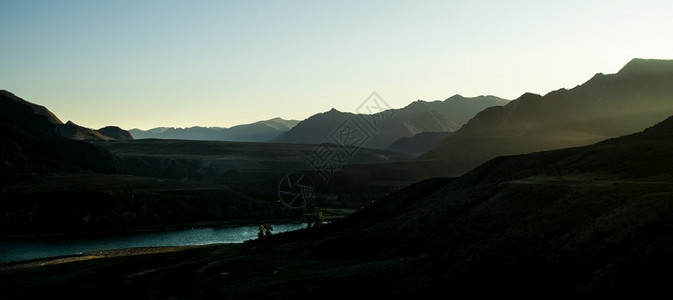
xmin=1 ymin=0 xmax=671 ymax=129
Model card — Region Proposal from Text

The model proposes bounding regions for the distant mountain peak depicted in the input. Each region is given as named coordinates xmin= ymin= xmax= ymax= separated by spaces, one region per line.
xmin=445 ymin=94 xmax=507 ymax=102
xmin=519 ymin=92 xmax=542 ymax=99
xmin=446 ymin=94 xmax=466 ymax=100
xmin=274 ymin=95 xmax=508 ymax=148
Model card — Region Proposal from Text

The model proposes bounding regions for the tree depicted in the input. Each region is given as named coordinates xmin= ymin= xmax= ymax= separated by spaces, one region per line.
xmin=306 ymin=210 xmax=325 ymax=228
xmin=257 ymin=223 xmax=273 ymax=238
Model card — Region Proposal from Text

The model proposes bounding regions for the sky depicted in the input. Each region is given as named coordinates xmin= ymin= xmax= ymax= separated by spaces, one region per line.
xmin=2 ymin=0 xmax=672 ymax=130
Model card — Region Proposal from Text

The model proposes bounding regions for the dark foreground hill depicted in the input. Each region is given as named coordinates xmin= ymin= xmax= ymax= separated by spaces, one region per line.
xmin=4 ymin=116 xmax=673 ymax=299
xmin=421 ymin=58 xmax=673 ymax=176
xmin=0 ymin=90 xmax=133 ymax=142
xmin=0 ymin=90 xmax=124 ymax=182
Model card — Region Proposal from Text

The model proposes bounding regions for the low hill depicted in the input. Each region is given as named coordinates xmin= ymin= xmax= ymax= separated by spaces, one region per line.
xmin=97 ymin=126 xmax=134 ymax=140
xmin=420 ymin=58 xmax=673 ymax=176
xmin=57 ymin=121 xmax=134 ymax=141
xmin=273 ymin=95 xmax=508 ymax=149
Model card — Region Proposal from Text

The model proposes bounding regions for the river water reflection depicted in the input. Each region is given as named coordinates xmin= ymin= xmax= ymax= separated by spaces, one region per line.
xmin=0 ymin=223 xmax=306 ymax=264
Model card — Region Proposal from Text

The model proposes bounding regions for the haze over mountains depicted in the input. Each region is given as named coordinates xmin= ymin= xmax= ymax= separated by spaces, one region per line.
xmin=128 ymin=95 xmax=509 ymax=154
xmin=128 ymin=118 xmax=299 ymax=142
xmin=273 ymin=95 xmax=509 ymax=150
xmin=420 ymin=58 xmax=673 ymax=176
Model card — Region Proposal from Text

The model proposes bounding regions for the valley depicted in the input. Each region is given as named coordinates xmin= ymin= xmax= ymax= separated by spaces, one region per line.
xmin=2 ymin=58 xmax=673 ymax=299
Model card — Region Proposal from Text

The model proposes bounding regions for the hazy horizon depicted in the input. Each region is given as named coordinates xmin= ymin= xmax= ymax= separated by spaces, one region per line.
xmin=2 ymin=0 xmax=672 ymax=130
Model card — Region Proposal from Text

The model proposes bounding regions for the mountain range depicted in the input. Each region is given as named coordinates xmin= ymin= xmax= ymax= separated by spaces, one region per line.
xmin=5 ymin=86 xmax=673 ymax=299
xmin=128 ymin=94 xmax=508 ymax=151
xmin=3 ymin=58 xmax=673 ymax=299
xmin=420 ymin=58 xmax=673 ymax=176
xmin=272 ymin=95 xmax=509 ymax=150
xmin=4 ymin=58 xmax=672 ymax=185
xmin=128 ymin=118 xmax=299 ymax=142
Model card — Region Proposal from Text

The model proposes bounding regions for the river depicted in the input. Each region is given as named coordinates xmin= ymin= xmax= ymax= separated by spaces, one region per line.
xmin=0 ymin=223 xmax=307 ymax=264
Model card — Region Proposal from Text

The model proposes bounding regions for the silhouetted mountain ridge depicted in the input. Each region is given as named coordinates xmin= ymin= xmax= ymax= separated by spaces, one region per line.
xmin=420 ymin=58 xmax=673 ymax=176
xmin=0 ymin=90 xmax=126 ymax=182
xmin=129 ymin=118 xmax=299 ymax=142
xmin=273 ymin=95 xmax=509 ymax=149
xmin=0 ymin=90 xmax=62 ymax=138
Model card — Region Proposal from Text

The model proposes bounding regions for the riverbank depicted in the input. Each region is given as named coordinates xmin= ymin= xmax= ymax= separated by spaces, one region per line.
xmin=0 ymin=207 xmax=353 ymax=240
xmin=0 ymin=222 xmax=310 ymax=265
xmin=0 ymin=218 xmax=300 ymax=240
xmin=0 ymin=245 xmax=206 ymax=270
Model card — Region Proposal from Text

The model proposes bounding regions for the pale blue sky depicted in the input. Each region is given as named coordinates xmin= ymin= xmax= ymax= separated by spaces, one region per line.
xmin=2 ymin=0 xmax=672 ymax=130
